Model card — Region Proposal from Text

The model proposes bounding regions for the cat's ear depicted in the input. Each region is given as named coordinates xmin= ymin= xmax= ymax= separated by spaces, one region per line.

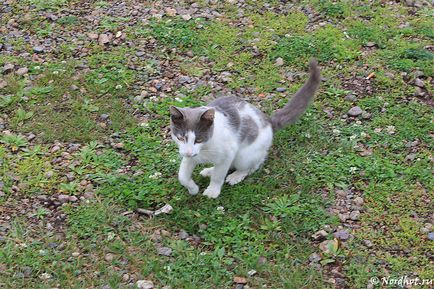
xmin=200 ymin=108 xmax=215 ymax=123
xmin=170 ymin=106 xmax=184 ymax=123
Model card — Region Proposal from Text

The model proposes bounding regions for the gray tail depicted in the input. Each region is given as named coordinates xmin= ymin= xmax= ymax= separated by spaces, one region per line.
xmin=271 ymin=59 xmax=320 ymax=131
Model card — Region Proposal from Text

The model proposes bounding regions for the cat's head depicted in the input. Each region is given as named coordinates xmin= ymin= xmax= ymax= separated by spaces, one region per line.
xmin=169 ymin=106 xmax=215 ymax=157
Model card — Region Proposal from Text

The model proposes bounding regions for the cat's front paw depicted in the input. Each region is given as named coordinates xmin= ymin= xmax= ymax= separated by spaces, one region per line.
xmin=187 ymin=183 xmax=199 ymax=195
xmin=203 ymin=187 xmax=221 ymax=199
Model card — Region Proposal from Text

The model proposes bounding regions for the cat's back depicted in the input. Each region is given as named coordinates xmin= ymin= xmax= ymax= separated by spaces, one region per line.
xmin=208 ymin=96 xmax=271 ymax=143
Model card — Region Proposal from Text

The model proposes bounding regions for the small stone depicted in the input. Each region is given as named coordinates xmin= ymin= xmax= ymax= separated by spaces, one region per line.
xmin=362 ymin=112 xmax=372 ymax=120
xmin=181 ymin=14 xmax=192 ymax=21
xmin=72 ymin=252 xmax=80 ymax=257
xmin=16 ymin=67 xmax=28 ymax=75
xmin=276 ymin=87 xmax=286 ymax=92
xmin=336 ymin=190 xmax=347 ymax=198
xmin=165 ymin=8 xmax=177 ymax=16
xmin=69 ymin=196 xmax=78 ymax=202
xmin=98 ymin=34 xmax=110 ymax=45
xmin=58 ymin=194 xmax=70 ymax=203
xmin=47 ymin=242 xmax=58 ymax=249
xmin=309 ymin=252 xmax=322 ymax=263
xmin=100 ymin=114 xmax=109 ymax=121
xmin=428 ymin=232 xmax=434 ymax=241
xmin=113 ymin=142 xmax=124 ymax=149
xmin=136 ymin=280 xmax=154 ymax=289
xmin=365 ymin=42 xmax=376 ymax=47
xmin=3 ymin=63 xmax=14 ymax=74
xmin=179 ymin=230 xmax=189 ymax=239
xmin=33 ymin=46 xmax=44 ymax=53
xmin=0 ymin=80 xmax=7 ymax=88
xmin=344 ymin=94 xmax=357 ymax=102
xmin=319 ymin=239 xmax=336 ymax=254
xmin=27 ymin=133 xmax=36 ymax=141
xmin=414 ymin=78 xmax=424 ymax=88
xmin=101 ymin=285 xmax=111 ymax=289
xmin=311 ymin=230 xmax=328 ymax=241
xmin=105 ymin=253 xmax=114 ymax=262
xmin=44 ymin=171 xmax=54 ymax=178
xmin=234 ymin=276 xmax=247 ymax=284
xmin=83 ymin=192 xmax=94 ymax=199
xmin=88 ymin=33 xmax=99 ymax=40
xmin=50 ymin=145 xmax=60 ymax=153
xmin=122 ymin=273 xmax=130 ymax=282
xmin=333 ymin=229 xmax=350 ymax=241
xmin=350 ymin=210 xmax=360 ymax=221
xmin=347 ymin=106 xmax=363 ymax=117
xmin=363 ymin=239 xmax=373 ymax=248
xmin=115 ymin=31 xmax=122 ymax=38
xmin=338 ymin=213 xmax=349 ymax=222
xmin=275 ymin=57 xmax=284 ymax=66
xmin=136 ymin=51 xmax=145 ymax=57
xmin=247 ymin=270 xmax=257 ymax=276
xmin=353 ymin=197 xmax=364 ymax=206
xmin=157 ymin=247 xmax=172 ymax=256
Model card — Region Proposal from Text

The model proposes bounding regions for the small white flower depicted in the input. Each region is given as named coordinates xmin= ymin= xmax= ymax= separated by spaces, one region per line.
xmin=39 ymin=273 xmax=51 ymax=280
xmin=163 ymin=265 xmax=171 ymax=271
xmin=149 ymin=172 xmax=162 ymax=179
xmin=332 ymin=129 xmax=341 ymax=135
xmin=140 ymin=122 xmax=149 ymax=127
xmin=115 ymin=84 xmax=123 ymax=89
xmin=200 ymin=252 xmax=207 ymax=256
xmin=350 ymin=135 xmax=357 ymax=140
xmin=304 ymin=132 xmax=311 ymax=139
xmin=34 ymin=66 xmax=41 ymax=70
xmin=170 ymin=159 xmax=177 ymax=163
xmin=39 ymin=249 xmax=48 ymax=256
xmin=216 ymin=206 xmax=225 ymax=212
xmin=52 ymin=71 xmax=59 ymax=75
xmin=386 ymin=125 xmax=395 ymax=135
xmin=107 ymin=232 xmax=116 ymax=241
xmin=349 ymin=167 xmax=358 ymax=173
xmin=360 ymin=132 xmax=367 ymax=138
xmin=175 ymin=97 xmax=183 ymax=102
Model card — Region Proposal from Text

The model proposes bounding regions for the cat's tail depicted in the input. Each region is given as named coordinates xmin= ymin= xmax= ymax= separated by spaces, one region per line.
xmin=270 ymin=59 xmax=320 ymax=131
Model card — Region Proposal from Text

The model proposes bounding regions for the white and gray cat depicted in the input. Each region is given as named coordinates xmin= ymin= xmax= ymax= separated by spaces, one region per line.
xmin=170 ymin=59 xmax=320 ymax=198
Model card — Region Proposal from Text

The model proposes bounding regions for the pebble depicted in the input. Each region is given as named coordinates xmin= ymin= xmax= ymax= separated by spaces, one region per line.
xmin=344 ymin=94 xmax=357 ymax=102
xmin=275 ymin=57 xmax=284 ymax=66
xmin=347 ymin=106 xmax=363 ymax=117
xmin=58 ymin=194 xmax=70 ymax=203
xmin=319 ymin=240 xmax=335 ymax=254
xmin=44 ymin=171 xmax=54 ymax=178
xmin=3 ymin=63 xmax=14 ymax=74
xmin=353 ymin=197 xmax=364 ymax=206
xmin=309 ymin=252 xmax=322 ymax=263
xmin=428 ymin=232 xmax=434 ymax=241
xmin=33 ymin=46 xmax=45 ymax=53
xmin=69 ymin=196 xmax=78 ymax=202
xmin=122 ymin=273 xmax=130 ymax=282
xmin=336 ymin=190 xmax=347 ymax=198
xmin=350 ymin=210 xmax=360 ymax=221
xmin=182 ymin=14 xmax=192 ymax=20
xmin=136 ymin=51 xmax=146 ymax=57
xmin=104 ymin=253 xmax=114 ymax=262
xmin=72 ymin=252 xmax=80 ymax=257
xmin=311 ymin=229 xmax=328 ymax=241
xmin=365 ymin=42 xmax=376 ymax=47
xmin=179 ymin=230 xmax=189 ymax=239
xmin=51 ymin=145 xmax=60 ymax=153
xmin=98 ymin=34 xmax=110 ymax=45
xmin=234 ymin=276 xmax=247 ymax=284
xmin=136 ymin=280 xmax=154 ymax=289
xmin=165 ymin=8 xmax=177 ymax=16
xmin=16 ymin=67 xmax=28 ymax=75
xmin=276 ymin=87 xmax=286 ymax=92
xmin=414 ymin=78 xmax=424 ymax=88
xmin=157 ymin=247 xmax=172 ymax=256
xmin=333 ymin=229 xmax=350 ymax=241
xmin=363 ymin=239 xmax=373 ymax=248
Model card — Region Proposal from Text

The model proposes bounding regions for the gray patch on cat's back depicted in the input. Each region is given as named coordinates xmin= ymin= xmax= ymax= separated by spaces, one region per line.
xmin=208 ymin=96 xmax=243 ymax=130
xmin=239 ymin=115 xmax=259 ymax=144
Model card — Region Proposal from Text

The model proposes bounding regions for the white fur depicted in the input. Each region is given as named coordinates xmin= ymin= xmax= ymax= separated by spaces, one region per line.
xmin=177 ymin=104 xmax=273 ymax=198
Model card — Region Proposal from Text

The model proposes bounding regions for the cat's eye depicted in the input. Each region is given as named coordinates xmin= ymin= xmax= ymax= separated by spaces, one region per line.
xmin=177 ymin=136 xmax=186 ymax=142
xmin=195 ymin=138 xmax=203 ymax=143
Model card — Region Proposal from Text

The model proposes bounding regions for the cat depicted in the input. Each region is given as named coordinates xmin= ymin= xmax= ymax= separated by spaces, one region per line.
xmin=170 ymin=59 xmax=320 ymax=198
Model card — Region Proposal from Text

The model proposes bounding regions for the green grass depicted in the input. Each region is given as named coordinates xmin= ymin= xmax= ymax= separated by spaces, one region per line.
xmin=0 ymin=1 xmax=433 ymax=288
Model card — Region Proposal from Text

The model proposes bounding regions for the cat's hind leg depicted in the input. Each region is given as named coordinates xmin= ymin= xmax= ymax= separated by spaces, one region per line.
xmin=199 ymin=167 xmax=214 ymax=177
xmin=225 ymin=170 xmax=249 ymax=185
